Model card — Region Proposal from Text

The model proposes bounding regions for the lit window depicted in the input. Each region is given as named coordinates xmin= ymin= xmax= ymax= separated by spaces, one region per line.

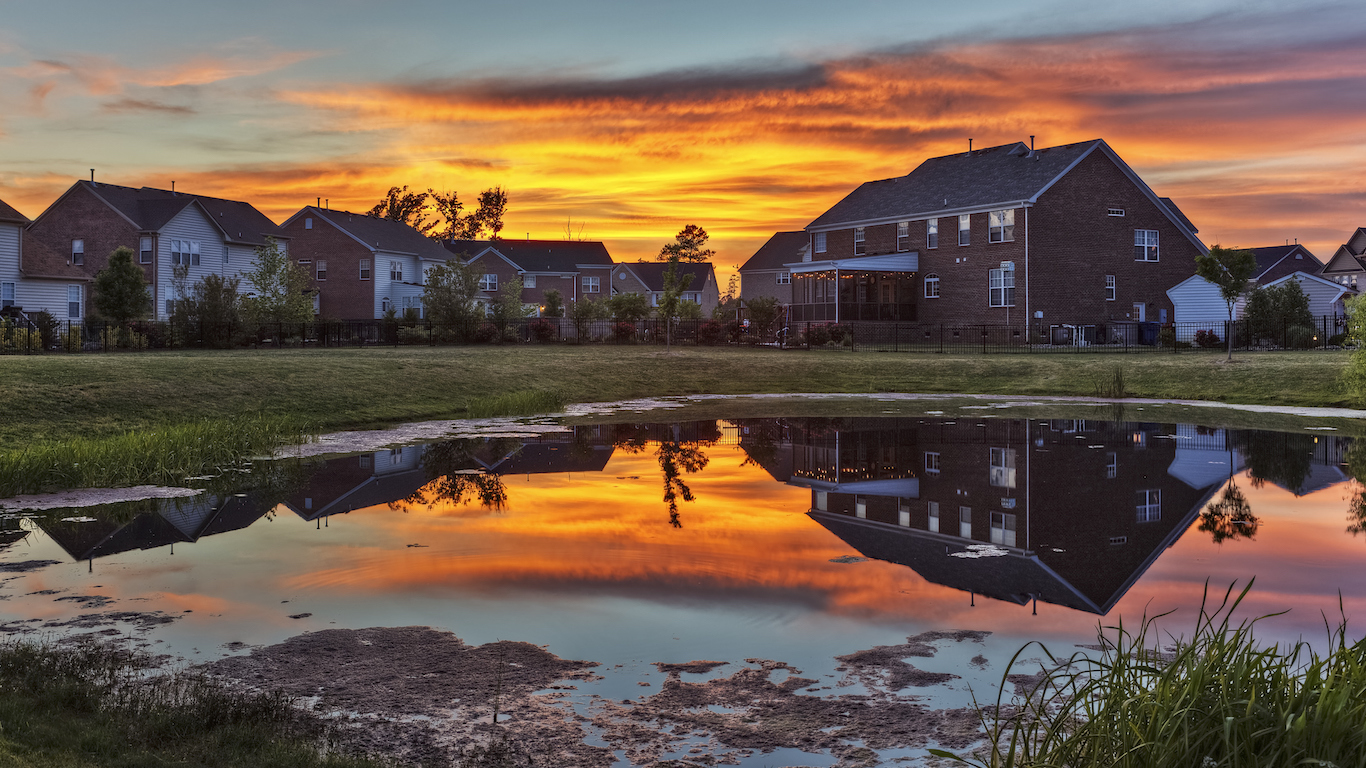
xmin=139 ymin=236 xmax=153 ymax=264
xmin=71 ymin=239 xmax=84 ymax=265
xmin=582 ymin=276 xmax=600 ymax=293
xmin=1135 ymin=229 xmax=1159 ymax=261
xmin=67 ymin=285 xmax=81 ymax=319
xmin=897 ymin=221 xmax=909 ymax=252
xmin=777 ymin=272 xmax=791 ymax=285
xmin=924 ymin=274 xmax=940 ymax=299
xmin=989 ymin=209 xmax=1015 ymax=243
xmin=925 ymin=452 xmax=940 ymax=474
xmin=479 ymin=273 xmax=498 ymax=292
xmin=813 ymin=232 xmax=827 ymax=254
xmin=316 ymin=260 xmax=327 ymax=281
xmin=988 ymin=267 xmax=1015 ymax=307
xmin=1 ymin=281 xmax=14 ymax=308
xmin=391 ymin=261 xmax=403 ymax=281
xmin=958 ymin=214 xmax=971 ymax=246
xmin=926 ymin=218 xmax=938 ymax=249
xmin=1136 ymin=489 xmax=1161 ymax=522
xmin=1106 ymin=274 xmax=1116 ymax=301
xmin=854 ymin=227 xmax=866 ymax=256
xmin=359 ymin=258 xmax=371 ymax=280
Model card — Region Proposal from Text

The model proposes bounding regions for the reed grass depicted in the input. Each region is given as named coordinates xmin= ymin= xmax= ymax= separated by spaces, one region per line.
xmin=0 ymin=638 xmax=390 ymax=766
xmin=465 ymin=389 xmax=567 ymax=418
xmin=0 ymin=415 xmax=311 ymax=497
xmin=936 ymin=581 xmax=1366 ymax=767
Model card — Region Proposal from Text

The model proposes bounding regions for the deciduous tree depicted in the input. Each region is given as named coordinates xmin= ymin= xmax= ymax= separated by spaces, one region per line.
xmin=423 ymin=257 xmax=482 ymax=341
xmin=1195 ymin=245 xmax=1258 ymax=361
xmin=242 ymin=238 xmax=313 ymax=326
xmin=541 ymin=288 xmax=565 ymax=318
xmin=606 ymin=292 xmax=650 ymax=323
xmin=368 ymin=186 xmax=434 ymax=235
xmin=91 ymin=246 xmax=151 ymax=325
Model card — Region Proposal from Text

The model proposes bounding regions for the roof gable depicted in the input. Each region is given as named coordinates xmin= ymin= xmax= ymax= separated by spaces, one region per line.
xmin=741 ymin=231 xmax=808 ymax=272
xmin=0 ymin=197 xmax=29 ymax=224
xmin=620 ymin=261 xmax=715 ymax=292
xmin=1321 ymin=245 xmax=1365 ymax=274
xmin=444 ymin=238 xmax=613 ymax=272
xmin=45 ymin=181 xmax=284 ymax=245
xmin=285 ymin=207 xmax=451 ymax=261
xmin=1348 ymin=228 xmax=1366 ymax=256
xmin=1263 ymin=270 xmax=1358 ymax=296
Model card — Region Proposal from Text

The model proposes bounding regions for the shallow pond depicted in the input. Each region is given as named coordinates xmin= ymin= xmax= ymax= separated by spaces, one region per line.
xmin=1 ymin=412 xmax=1363 ymax=766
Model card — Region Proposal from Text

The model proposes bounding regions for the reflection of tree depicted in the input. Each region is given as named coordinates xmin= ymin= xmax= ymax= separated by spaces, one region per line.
xmin=396 ymin=439 xmax=509 ymax=510
xmin=1344 ymin=439 xmax=1366 ymax=537
xmin=1237 ymin=430 xmax=1315 ymax=496
xmin=1198 ymin=477 xmax=1259 ymax=544
xmin=735 ymin=419 xmax=783 ymax=472
xmin=657 ymin=440 xmax=708 ymax=529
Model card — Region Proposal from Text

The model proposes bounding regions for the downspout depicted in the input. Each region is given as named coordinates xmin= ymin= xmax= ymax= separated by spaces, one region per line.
xmin=834 ymin=268 xmax=839 ymax=323
xmin=1024 ymin=206 xmax=1030 ymax=337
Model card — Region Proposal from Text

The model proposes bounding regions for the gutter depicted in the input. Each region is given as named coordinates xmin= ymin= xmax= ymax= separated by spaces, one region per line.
xmin=807 ymin=200 xmax=1033 ymax=233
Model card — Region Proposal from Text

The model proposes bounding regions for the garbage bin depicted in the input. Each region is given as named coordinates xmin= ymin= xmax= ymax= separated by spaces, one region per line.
xmin=1050 ymin=325 xmax=1073 ymax=345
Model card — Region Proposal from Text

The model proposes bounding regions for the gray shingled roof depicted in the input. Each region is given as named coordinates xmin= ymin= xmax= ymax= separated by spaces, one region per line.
xmin=305 ymin=207 xmax=452 ymax=260
xmin=0 ymin=197 xmax=28 ymax=224
xmin=1247 ymin=245 xmax=1321 ymax=279
xmin=624 ymin=261 xmax=714 ymax=291
xmin=445 ymin=239 xmax=614 ymax=271
xmin=740 ymin=231 xmax=808 ymax=272
xmin=78 ymin=181 xmax=284 ymax=245
xmin=807 ymin=140 xmax=1103 ymax=230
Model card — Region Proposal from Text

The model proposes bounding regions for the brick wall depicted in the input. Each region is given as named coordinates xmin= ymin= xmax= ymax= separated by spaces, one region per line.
xmin=740 ymin=270 xmax=794 ymax=304
xmin=28 ymin=184 xmax=147 ymax=282
xmin=281 ymin=214 xmax=376 ymax=319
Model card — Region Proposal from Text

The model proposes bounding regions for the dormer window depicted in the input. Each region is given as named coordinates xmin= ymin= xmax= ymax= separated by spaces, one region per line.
xmin=71 ymin=239 xmax=84 ymax=265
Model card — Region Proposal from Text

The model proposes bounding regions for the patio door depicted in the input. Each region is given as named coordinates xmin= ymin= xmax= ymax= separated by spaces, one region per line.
xmin=1132 ymin=302 xmax=1145 ymax=321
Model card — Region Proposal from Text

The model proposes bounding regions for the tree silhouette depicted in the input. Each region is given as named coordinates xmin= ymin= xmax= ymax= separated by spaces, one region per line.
xmin=1198 ymin=477 xmax=1259 ymax=544
xmin=395 ymin=439 xmax=511 ymax=510
xmin=656 ymin=438 xmax=708 ymax=528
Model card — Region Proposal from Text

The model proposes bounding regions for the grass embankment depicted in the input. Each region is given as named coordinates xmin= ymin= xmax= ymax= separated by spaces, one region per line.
xmin=949 ymin=583 xmax=1366 ymax=767
xmin=0 ymin=640 xmax=389 ymax=768
xmin=0 ymin=346 xmax=1354 ymax=450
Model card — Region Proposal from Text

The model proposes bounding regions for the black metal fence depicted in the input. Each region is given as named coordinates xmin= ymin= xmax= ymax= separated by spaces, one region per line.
xmin=0 ymin=314 xmax=1350 ymax=354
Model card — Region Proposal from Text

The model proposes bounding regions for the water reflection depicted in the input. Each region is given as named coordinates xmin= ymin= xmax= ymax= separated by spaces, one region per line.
xmin=17 ymin=417 xmax=1360 ymax=621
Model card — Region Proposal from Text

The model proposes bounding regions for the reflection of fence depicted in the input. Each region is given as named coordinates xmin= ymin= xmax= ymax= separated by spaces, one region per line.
xmin=0 ymin=314 xmax=1350 ymax=354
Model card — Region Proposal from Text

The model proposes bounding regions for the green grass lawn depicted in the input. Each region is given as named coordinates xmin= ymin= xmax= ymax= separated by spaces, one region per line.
xmin=0 ymin=345 xmax=1353 ymax=447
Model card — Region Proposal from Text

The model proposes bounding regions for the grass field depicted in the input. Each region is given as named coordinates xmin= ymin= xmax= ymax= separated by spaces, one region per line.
xmin=0 ymin=346 xmax=1354 ymax=447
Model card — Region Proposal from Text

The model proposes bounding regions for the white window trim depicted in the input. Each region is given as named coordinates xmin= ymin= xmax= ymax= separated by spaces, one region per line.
xmin=1 ymin=281 xmax=15 ymax=308
xmin=1106 ymin=274 xmax=1116 ymax=301
xmin=582 ymin=275 xmax=600 ymax=293
xmin=958 ymin=214 xmax=971 ymax=246
xmin=316 ymin=260 xmax=328 ymax=281
xmin=926 ymin=218 xmax=938 ymax=249
xmin=925 ymin=451 xmax=940 ymax=474
xmin=813 ymin=232 xmax=827 ymax=254
xmin=988 ymin=209 xmax=1015 ymax=243
xmin=359 ymin=258 xmax=372 ymax=280
xmin=391 ymin=261 xmax=404 ymax=282
xmin=988 ymin=267 xmax=1015 ymax=307
xmin=896 ymin=221 xmax=909 ymax=253
xmin=853 ymin=227 xmax=866 ymax=256
xmin=777 ymin=271 xmax=791 ymax=285
xmin=1107 ymin=207 xmax=1126 ymax=217
xmin=479 ymin=274 xmax=498 ymax=292
xmin=139 ymin=236 xmax=153 ymax=264
xmin=924 ymin=274 xmax=940 ymax=299
xmin=1135 ymin=229 xmax=1159 ymax=262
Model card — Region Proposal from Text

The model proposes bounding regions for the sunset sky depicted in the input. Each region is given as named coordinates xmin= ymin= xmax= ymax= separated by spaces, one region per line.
xmin=2 ymin=0 xmax=1364 ymax=278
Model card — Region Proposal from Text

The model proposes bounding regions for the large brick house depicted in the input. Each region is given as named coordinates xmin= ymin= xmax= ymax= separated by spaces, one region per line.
xmin=281 ymin=206 xmax=452 ymax=319
xmin=443 ymin=239 xmax=616 ymax=315
xmin=738 ymin=231 xmax=806 ymax=305
xmin=801 ymin=139 xmax=1206 ymax=327
xmin=0 ymin=196 xmax=89 ymax=322
xmin=1320 ymin=228 xmax=1366 ymax=289
xmin=25 ymin=180 xmax=286 ymax=320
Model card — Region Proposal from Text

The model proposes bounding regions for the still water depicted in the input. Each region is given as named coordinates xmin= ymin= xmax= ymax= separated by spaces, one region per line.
xmin=2 ymin=414 xmax=1363 ymax=765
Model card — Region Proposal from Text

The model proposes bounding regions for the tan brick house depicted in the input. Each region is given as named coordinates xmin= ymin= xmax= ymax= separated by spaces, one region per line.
xmin=802 ymin=139 xmax=1207 ymax=328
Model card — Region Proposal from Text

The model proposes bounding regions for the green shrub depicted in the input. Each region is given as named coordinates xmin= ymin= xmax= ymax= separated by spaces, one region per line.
xmin=466 ymin=389 xmax=565 ymax=418
xmin=396 ymin=326 xmax=429 ymax=345
xmin=1285 ymin=324 xmax=1316 ymax=349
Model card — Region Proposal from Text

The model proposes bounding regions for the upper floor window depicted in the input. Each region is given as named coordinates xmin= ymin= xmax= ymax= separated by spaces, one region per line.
xmin=305 ymin=217 xmax=313 ymax=230
xmin=777 ymin=271 xmax=791 ymax=285
xmin=139 ymin=236 xmax=153 ymax=264
xmin=71 ymin=239 xmax=84 ymax=265
xmin=988 ymin=267 xmax=1015 ymax=307
xmin=359 ymin=258 xmax=372 ymax=280
xmin=582 ymin=275 xmax=600 ymax=293
xmin=316 ymin=260 xmax=328 ymax=281
xmin=391 ymin=261 xmax=403 ymax=282
xmin=925 ymin=452 xmax=941 ymax=475
xmin=896 ymin=221 xmax=909 ymax=252
xmin=1107 ymin=207 xmax=1125 ymax=217
xmin=1135 ymin=229 xmax=1159 ymax=261
xmin=1136 ymin=489 xmax=1162 ymax=522
xmin=813 ymin=232 xmax=827 ymax=254
xmin=854 ymin=227 xmax=866 ymax=256
xmin=958 ymin=214 xmax=971 ymax=246
xmin=524 ymin=275 xmax=537 ymax=288
xmin=924 ymin=274 xmax=940 ymax=299
xmin=1106 ymin=452 xmax=1118 ymax=479
xmin=479 ymin=273 xmax=497 ymax=292
xmin=1106 ymin=274 xmax=1116 ymax=301
xmin=927 ymin=218 xmax=938 ymax=249
xmin=170 ymin=240 xmax=200 ymax=267
xmin=989 ymin=209 xmax=1015 ymax=243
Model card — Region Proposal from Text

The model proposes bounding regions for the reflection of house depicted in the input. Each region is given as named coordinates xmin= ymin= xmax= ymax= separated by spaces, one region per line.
xmin=36 ymin=493 xmax=273 ymax=562
xmin=741 ymin=417 xmax=1228 ymax=614
xmin=283 ymin=445 xmax=429 ymax=521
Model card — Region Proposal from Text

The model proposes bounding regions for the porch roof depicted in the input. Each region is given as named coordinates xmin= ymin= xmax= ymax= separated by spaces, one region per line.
xmin=786 ymin=253 xmax=918 ymax=274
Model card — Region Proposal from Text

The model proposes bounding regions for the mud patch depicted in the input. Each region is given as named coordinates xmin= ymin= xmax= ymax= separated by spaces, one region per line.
xmin=653 ymin=660 xmax=729 ymax=677
xmin=41 ymin=611 xmax=179 ymax=632
xmin=0 ymin=560 xmax=61 ymax=573
xmin=56 ymin=595 xmax=115 ymax=609
xmin=0 ymin=486 xmax=199 ymax=511
xmin=837 ymin=631 xmax=990 ymax=693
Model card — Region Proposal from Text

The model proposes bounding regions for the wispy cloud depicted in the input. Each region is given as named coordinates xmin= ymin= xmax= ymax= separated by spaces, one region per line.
xmin=101 ymin=98 xmax=196 ymax=115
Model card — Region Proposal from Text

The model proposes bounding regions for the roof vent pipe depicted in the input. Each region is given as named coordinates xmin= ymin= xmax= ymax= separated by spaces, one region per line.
xmin=90 ymin=169 xmax=95 ymax=183
xmin=317 ymin=197 xmax=321 ymax=208
xmin=968 ymin=138 xmax=973 ymax=153
xmin=171 ymin=181 xmax=175 ymax=193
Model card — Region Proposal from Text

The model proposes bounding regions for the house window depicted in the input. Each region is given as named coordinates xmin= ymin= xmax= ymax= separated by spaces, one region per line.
xmin=582 ymin=276 xmax=600 ymax=293
xmin=1136 ymin=489 xmax=1162 ymax=522
xmin=1106 ymin=274 xmax=1116 ymax=301
xmin=222 ymin=245 xmax=228 ymax=264
xmin=381 ymin=297 xmax=391 ymax=313
xmin=1 ymin=282 xmax=14 ymax=308
xmin=391 ymin=261 xmax=403 ymax=281
xmin=191 ymin=241 xmax=200 ymax=266
xmin=855 ymin=495 xmax=867 ymax=518
xmin=67 ymin=285 xmax=81 ymax=319
xmin=899 ymin=499 xmax=911 ymax=527
xmin=1106 ymin=452 xmax=1118 ymax=479
xmin=171 ymin=240 xmax=198 ymax=267
xmin=777 ymin=272 xmax=791 ymax=285
xmin=312 ymin=293 xmax=321 ymax=314
xmin=139 ymin=236 xmax=153 ymax=264
xmin=854 ymin=227 xmax=866 ymax=256
xmin=988 ymin=267 xmax=1015 ymax=307
xmin=359 ymin=258 xmax=371 ymax=280
xmin=925 ymin=451 xmax=940 ymax=475
xmin=358 ymin=454 xmax=372 ymax=470
xmin=813 ymin=232 xmax=827 ymax=254
xmin=990 ymin=511 xmax=1017 ymax=547
xmin=1108 ymin=207 xmax=1126 ymax=217
xmin=316 ymin=260 xmax=327 ymax=281
xmin=683 ymin=292 xmax=699 ymax=303
xmin=298 ymin=259 xmax=311 ymax=274
xmin=1135 ymin=229 xmax=1159 ymax=261
xmin=170 ymin=240 xmax=181 ymax=266
xmin=988 ymin=209 xmax=1015 ymax=243
xmin=928 ymin=501 xmax=940 ymax=533
xmin=479 ymin=274 xmax=498 ymax=292
xmin=958 ymin=214 xmax=971 ymax=246
xmin=897 ymin=221 xmax=909 ymax=252
xmin=524 ymin=275 xmax=536 ymax=288
xmin=927 ymin=218 xmax=938 ymax=249
xmin=305 ymin=217 xmax=313 ymax=230
xmin=924 ymin=274 xmax=940 ymax=299
xmin=71 ymin=239 xmax=84 ymax=265
xmin=959 ymin=506 xmax=972 ymax=539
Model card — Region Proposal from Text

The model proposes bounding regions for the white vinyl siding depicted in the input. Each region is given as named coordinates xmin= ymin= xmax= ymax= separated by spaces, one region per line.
xmin=373 ymin=251 xmax=420 ymax=319
xmin=156 ymin=206 xmax=231 ymax=320
xmin=1167 ymin=275 xmax=1246 ymax=340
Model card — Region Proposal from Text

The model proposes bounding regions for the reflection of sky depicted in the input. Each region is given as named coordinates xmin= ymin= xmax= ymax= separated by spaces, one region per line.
xmin=2 ymin=1 xmax=1365 ymax=281
xmin=3 ymin=441 xmax=1364 ymax=687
